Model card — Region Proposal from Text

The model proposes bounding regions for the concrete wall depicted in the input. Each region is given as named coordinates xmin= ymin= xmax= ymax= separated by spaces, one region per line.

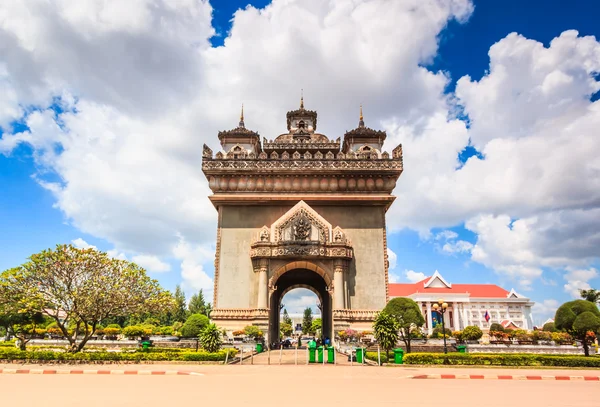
xmin=216 ymin=203 xmax=387 ymax=311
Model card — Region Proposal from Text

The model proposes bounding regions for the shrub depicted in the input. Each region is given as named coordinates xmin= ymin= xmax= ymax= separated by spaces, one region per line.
xmin=0 ymin=348 xmax=238 ymax=362
xmin=232 ymin=330 xmax=245 ymax=337
xmin=243 ymin=325 xmax=261 ymax=339
xmin=122 ymin=326 xmax=146 ymax=339
xmin=462 ymin=326 xmax=483 ymax=341
xmin=365 ymin=351 xmax=389 ymax=364
xmin=403 ymin=352 xmax=600 ymax=368
xmin=199 ymin=323 xmax=222 ymax=353
xmin=452 ymin=331 xmax=464 ymax=342
xmin=430 ymin=326 xmax=452 ymax=339
xmin=153 ymin=326 xmax=174 ymax=336
xmin=551 ymin=331 xmax=573 ymax=345
xmin=532 ymin=330 xmax=552 ymax=343
xmin=543 ymin=322 xmax=557 ymax=332
xmin=181 ymin=314 xmax=210 ymax=338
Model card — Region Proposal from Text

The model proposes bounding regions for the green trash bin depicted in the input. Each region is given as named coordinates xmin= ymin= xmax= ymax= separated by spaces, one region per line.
xmin=456 ymin=345 xmax=466 ymax=354
xmin=317 ymin=346 xmax=324 ymax=363
xmin=141 ymin=341 xmax=151 ymax=351
xmin=327 ymin=346 xmax=335 ymax=364
xmin=308 ymin=341 xmax=317 ymax=363
xmin=393 ymin=348 xmax=404 ymax=364
xmin=355 ymin=347 xmax=364 ymax=364
xmin=256 ymin=343 xmax=263 ymax=353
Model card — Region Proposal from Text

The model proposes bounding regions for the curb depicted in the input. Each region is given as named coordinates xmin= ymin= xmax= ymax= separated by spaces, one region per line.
xmin=0 ymin=368 xmax=203 ymax=376
xmin=406 ymin=374 xmax=600 ymax=381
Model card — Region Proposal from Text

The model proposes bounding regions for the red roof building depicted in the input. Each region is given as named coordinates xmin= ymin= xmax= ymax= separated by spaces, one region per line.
xmin=389 ymin=271 xmax=535 ymax=334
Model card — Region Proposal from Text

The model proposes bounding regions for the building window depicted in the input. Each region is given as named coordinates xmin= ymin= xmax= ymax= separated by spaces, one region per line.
xmin=490 ymin=305 xmax=495 ymax=308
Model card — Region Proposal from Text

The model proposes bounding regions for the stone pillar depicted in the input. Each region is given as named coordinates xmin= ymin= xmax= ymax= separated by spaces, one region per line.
xmin=462 ymin=305 xmax=469 ymax=329
xmin=426 ymin=302 xmax=433 ymax=335
xmin=254 ymin=259 xmax=269 ymax=309
xmin=452 ymin=304 xmax=459 ymax=330
xmin=333 ymin=263 xmax=345 ymax=310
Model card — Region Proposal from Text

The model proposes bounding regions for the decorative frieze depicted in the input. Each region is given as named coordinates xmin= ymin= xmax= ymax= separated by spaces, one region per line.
xmin=206 ymin=174 xmax=399 ymax=193
xmin=249 ymin=244 xmax=353 ymax=259
xmin=211 ymin=308 xmax=269 ymax=320
xmin=333 ymin=309 xmax=378 ymax=322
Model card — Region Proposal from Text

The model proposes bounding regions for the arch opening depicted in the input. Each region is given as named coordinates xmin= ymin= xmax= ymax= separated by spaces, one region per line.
xmin=268 ymin=268 xmax=332 ymax=345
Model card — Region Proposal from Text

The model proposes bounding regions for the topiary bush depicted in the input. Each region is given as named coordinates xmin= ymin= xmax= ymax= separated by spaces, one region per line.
xmin=543 ymin=322 xmax=557 ymax=332
xmin=462 ymin=326 xmax=483 ymax=341
xmin=489 ymin=323 xmax=504 ymax=333
xmin=122 ymin=325 xmax=145 ymax=339
xmin=180 ymin=314 xmax=209 ymax=338
xmin=429 ymin=326 xmax=452 ymax=339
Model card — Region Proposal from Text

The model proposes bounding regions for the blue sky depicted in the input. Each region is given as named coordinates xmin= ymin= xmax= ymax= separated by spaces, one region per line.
xmin=1 ymin=0 xmax=599 ymax=322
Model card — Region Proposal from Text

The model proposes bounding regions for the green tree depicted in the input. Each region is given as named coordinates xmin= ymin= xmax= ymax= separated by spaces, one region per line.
xmin=280 ymin=322 xmax=293 ymax=338
xmin=282 ymin=309 xmax=292 ymax=326
xmin=555 ymin=300 xmax=600 ymax=356
xmin=383 ymin=298 xmax=425 ymax=353
xmin=0 ymin=245 xmax=173 ymax=352
xmin=0 ymin=302 xmax=45 ymax=350
xmin=373 ymin=311 xmax=400 ymax=363
xmin=489 ymin=323 xmax=504 ymax=333
xmin=188 ymin=289 xmax=211 ymax=316
xmin=310 ymin=318 xmax=322 ymax=335
xmin=180 ymin=314 xmax=209 ymax=338
xmin=172 ymin=285 xmax=188 ymax=323
xmin=543 ymin=322 xmax=557 ymax=332
xmin=199 ymin=323 xmax=222 ymax=353
xmin=302 ymin=308 xmax=313 ymax=334
xmin=579 ymin=289 xmax=600 ymax=304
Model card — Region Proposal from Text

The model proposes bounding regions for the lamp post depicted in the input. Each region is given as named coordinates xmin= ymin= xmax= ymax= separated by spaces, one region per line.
xmin=432 ymin=299 xmax=449 ymax=354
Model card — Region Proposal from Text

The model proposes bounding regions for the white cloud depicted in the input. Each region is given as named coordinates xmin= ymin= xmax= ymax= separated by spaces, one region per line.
xmin=564 ymin=267 xmax=598 ymax=298
xmin=405 ymin=269 xmax=427 ymax=283
xmin=281 ymin=288 xmax=320 ymax=315
xmin=71 ymin=238 xmax=96 ymax=250
xmin=387 ymin=248 xmax=397 ymax=270
xmin=532 ymin=299 xmax=559 ymax=326
xmin=173 ymin=238 xmax=214 ymax=301
xmin=131 ymin=254 xmax=171 ymax=273
xmin=1 ymin=1 xmax=599 ymax=295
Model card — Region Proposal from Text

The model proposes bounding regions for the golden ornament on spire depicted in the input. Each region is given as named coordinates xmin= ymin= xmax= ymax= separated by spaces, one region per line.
xmin=240 ymin=104 xmax=244 ymax=121
xmin=300 ymin=89 xmax=304 ymax=109
xmin=360 ymin=104 xmax=363 ymax=121
xmin=359 ymin=104 xmax=365 ymax=127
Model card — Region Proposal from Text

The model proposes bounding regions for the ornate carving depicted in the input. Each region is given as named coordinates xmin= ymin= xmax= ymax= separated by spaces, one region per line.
xmin=392 ymin=144 xmax=403 ymax=159
xmin=259 ymin=152 xmax=267 ymax=159
xmin=212 ymin=207 xmax=222 ymax=307
xmin=263 ymin=141 xmax=340 ymax=151
xmin=211 ymin=308 xmax=269 ymax=320
xmin=215 ymin=151 xmax=224 ymax=159
xmin=293 ymin=214 xmax=311 ymax=241
xmin=286 ymin=108 xmax=318 ymax=131
xmin=292 ymin=151 xmax=301 ymax=159
xmin=303 ymin=151 xmax=312 ymax=159
xmin=202 ymin=144 xmax=213 ymax=159
xmin=259 ymin=226 xmax=270 ymax=242
xmin=333 ymin=227 xmax=344 ymax=243
xmin=202 ymin=159 xmax=402 ymax=174
xmin=281 ymin=151 xmax=290 ymax=160
xmin=325 ymin=151 xmax=334 ymax=159
xmin=270 ymin=151 xmax=279 ymax=159
xmin=314 ymin=151 xmax=323 ymax=159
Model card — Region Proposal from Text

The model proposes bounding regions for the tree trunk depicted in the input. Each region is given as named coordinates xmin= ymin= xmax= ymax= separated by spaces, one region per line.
xmin=583 ymin=339 xmax=590 ymax=357
xmin=406 ymin=338 xmax=411 ymax=354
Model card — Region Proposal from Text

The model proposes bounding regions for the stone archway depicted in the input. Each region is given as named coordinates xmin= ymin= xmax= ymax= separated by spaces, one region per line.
xmin=268 ymin=268 xmax=332 ymax=345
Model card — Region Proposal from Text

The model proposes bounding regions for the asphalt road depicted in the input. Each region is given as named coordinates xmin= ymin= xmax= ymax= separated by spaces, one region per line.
xmin=1 ymin=365 xmax=598 ymax=406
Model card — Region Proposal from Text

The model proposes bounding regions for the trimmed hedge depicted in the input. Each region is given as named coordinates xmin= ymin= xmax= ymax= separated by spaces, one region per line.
xmin=403 ymin=352 xmax=600 ymax=368
xmin=0 ymin=348 xmax=237 ymax=363
xmin=365 ymin=351 xmax=389 ymax=364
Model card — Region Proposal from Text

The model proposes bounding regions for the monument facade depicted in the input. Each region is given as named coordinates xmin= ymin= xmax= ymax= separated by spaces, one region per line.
xmin=202 ymin=98 xmax=403 ymax=342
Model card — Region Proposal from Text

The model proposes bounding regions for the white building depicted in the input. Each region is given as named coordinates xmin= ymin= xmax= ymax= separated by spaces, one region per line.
xmin=389 ymin=271 xmax=535 ymax=334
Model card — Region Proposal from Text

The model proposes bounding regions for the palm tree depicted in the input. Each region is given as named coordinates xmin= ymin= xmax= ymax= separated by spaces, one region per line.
xmin=580 ymin=289 xmax=600 ymax=304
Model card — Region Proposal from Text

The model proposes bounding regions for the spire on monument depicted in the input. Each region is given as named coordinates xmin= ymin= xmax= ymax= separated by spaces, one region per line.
xmin=359 ymin=104 xmax=364 ymax=127
xmin=239 ymin=104 xmax=245 ymax=128
xmin=300 ymin=89 xmax=304 ymax=109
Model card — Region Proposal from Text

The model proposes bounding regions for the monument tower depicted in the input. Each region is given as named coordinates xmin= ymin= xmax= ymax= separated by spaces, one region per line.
xmin=201 ymin=97 xmax=403 ymax=341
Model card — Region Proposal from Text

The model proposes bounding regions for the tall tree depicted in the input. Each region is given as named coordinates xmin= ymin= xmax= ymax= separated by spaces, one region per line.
xmin=383 ymin=298 xmax=425 ymax=353
xmin=282 ymin=309 xmax=292 ymax=326
xmin=172 ymin=285 xmax=188 ymax=323
xmin=555 ymin=299 xmax=600 ymax=357
xmin=0 ymin=245 xmax=173 ymax=352
xmin=373 ymin=311 xmax=400 ymax=363
xmin=580 ymin=289 xmax=600 ymax=304
xmin=188 ymin=289 xmax=208 ymax=316
xmin=302 ymin=307 xmax=313 ymax=334
xmin=0 ymin=299 xmax=45 ymax=351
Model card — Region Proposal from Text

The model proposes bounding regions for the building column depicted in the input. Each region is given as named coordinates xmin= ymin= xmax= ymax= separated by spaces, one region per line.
xmin=521 ymin=306 xmax=529 ymax=329
xmin=452 ymin=304 xmax=459 ymax=330
xmin=462 ymin=305 xmax=469 ymax=329
xmin=478 ymin=310 xmax=483 ymax=329
xmin=333 ymin=261 xmax=346 ymax=310
xmin=254 ymin=259 xmax=269 ymax=309
xmin=426 ymin=302 xmax=433 ymax=335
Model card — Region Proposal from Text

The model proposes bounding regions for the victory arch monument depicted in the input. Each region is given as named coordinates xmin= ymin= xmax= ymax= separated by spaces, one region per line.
xmin=201 ymin=97 xmax=403 ymax=343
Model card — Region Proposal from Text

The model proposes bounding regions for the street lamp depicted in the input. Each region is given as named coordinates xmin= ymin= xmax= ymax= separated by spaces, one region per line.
xmin=432 ymin=299 xmax=449 ymax=354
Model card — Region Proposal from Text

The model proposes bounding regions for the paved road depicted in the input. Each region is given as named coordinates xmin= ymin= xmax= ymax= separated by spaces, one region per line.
xmin=1 ymin=365 xmax=597 ymax=406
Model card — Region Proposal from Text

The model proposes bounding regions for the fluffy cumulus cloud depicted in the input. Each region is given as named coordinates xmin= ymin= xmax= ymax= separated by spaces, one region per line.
xmin=405 ymin=270 xmax=427 ymax=283
xmin=1 ymin=1 xmax=599 ymax=300
xmin=281 ymin=288 xmax=320 ymax=315
xmin=532 ymin=299 xmax=560 ymax=326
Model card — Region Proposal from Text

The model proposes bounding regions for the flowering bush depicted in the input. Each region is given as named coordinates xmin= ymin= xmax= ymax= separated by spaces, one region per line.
xmin=532 ymin=330 xmax=552 ymax=343
xmin=551 ymin=332 xmax=573 ymax=345
xmin=232 ymin=330 xmax=245 ymax=337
